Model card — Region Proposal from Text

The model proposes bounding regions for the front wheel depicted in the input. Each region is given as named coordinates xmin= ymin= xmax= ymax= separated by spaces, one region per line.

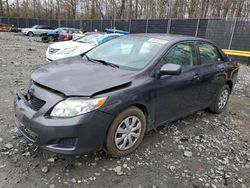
xmin=27 ymin=31 xmax=34 ymax=37
xmin=106 ymin=106 xmax=146 ymax=157
xmin=209 ymin=84 xmax=230 ymax=113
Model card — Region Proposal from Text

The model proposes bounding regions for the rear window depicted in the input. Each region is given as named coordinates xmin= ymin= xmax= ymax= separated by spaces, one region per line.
xmin=198 ymin=42 xmax=221 ymax=64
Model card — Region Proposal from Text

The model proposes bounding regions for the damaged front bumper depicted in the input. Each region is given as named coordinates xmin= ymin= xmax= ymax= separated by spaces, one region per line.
xmin=13 ymin=85 xmax=114 ymax=155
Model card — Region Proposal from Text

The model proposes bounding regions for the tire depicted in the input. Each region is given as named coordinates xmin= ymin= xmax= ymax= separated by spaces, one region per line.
xmin=48 ymin=36 xmax=54 ymax=42
xmin=106 ymin=106 xmax=146 ymax=157
xmin=208 ymin=84 xmax=230 ymax=114
xmin=27 ymin=31 xmax=34 ymax=37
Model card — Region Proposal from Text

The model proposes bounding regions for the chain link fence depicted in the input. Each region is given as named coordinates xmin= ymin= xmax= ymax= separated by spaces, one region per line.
xmin=0 ymin=17 xmax=250 ymax=51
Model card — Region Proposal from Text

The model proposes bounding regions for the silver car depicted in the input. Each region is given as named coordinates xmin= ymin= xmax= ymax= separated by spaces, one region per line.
xmin=21 ymin=25 xmax=54 ymax=36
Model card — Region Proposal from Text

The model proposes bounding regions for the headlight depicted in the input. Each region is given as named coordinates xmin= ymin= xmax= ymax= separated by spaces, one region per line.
xmin=50 ymin=97 xmax=107 ymax=117
xmin=57 ymin=47 xmax=79 ymax=54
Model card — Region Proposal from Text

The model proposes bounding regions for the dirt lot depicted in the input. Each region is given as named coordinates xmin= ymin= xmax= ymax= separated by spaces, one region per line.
xmin=0 ymin=32 xmax=249 ymax=188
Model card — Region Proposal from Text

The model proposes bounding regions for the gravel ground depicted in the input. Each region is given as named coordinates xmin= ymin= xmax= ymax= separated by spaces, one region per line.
xmin=0 ymin=32 xmax=249 ymax=188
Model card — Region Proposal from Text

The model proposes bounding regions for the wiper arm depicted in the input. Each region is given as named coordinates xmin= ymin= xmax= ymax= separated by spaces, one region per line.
xmin=90 ymin=58 xmax=120 ymax=68
xmin=85 ymin=54 xmax=93 ymax=62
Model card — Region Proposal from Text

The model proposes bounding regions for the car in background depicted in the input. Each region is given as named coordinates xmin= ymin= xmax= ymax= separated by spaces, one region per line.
xmin=72 ymin=32 xmax=86 ymax=40
xmin=21 ymin=25 xmax=54 ymax=36
xmin=41 ymin=27 xmax=80 ymax=42
xmin=59 ymin=29 xmax=81 ymax=41
xmin=105 ymin=28 xmax=129 ymax=35
xmin=46 ymin=33 xmax=123 ymax=62
xmin=14 ymin=34 xmax=239 ymax=157
xmin=72 ymin=29 xmax=129 ymax=40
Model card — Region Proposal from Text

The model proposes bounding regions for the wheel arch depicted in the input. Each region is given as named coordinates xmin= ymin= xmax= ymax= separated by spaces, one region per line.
xmin=122 ymin=103 xmax=152 ymax=132
xmin=225 ymin=80 xmax=233 ymax=92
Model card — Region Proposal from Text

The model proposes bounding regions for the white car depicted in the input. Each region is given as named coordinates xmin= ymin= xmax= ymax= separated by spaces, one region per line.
xmin=21 ymin=25 xmax=54 ymax=36
xmin=46 ymin=33 xmax=123 ymax=62
xmin=72 ymin=33 xmax=85 ymax=40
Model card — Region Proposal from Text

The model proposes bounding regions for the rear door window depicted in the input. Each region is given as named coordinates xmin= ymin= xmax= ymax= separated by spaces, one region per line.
xmin=198 ymin=42 xmax=221 ymax=65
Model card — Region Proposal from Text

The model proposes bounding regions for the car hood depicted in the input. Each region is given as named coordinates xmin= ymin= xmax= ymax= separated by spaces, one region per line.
xmin=31 ymin=56 xmax=135 ymax=96
xmin=49 ymin=40 xmax=95 ymax=50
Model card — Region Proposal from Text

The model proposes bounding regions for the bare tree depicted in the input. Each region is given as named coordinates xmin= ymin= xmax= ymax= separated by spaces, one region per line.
xmin=0 ymin=0 xmax=249 ymax=20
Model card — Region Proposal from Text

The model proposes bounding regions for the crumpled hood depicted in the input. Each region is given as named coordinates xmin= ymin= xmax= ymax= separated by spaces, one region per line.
xmin=31 ymin=56 xmax=135 ymax=96
xmin=49 ymin=40 xmax=96 ymax=50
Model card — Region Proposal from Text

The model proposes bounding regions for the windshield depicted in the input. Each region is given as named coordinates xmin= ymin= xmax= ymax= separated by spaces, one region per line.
xmin=74 ymin=34 xmax=103 ymax=43
xmin=55 ymin=28 xmax=66 ymax=32
xmin=31 ymin=25 xmax=37 ymax=29
xmin=85 ymin=36 xmax=167 ymax=70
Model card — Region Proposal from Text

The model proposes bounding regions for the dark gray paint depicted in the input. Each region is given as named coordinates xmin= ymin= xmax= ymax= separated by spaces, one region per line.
xmin=14 ymin=34 xmax=239 ymax=155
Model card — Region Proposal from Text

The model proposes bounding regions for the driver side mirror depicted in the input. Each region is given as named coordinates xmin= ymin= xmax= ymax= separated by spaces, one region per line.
xmin=159 ymin=64 xmax=182 ymax=76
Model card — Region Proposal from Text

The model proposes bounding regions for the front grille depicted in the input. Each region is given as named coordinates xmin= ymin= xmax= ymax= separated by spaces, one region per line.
xmin=30 ymin=95 xmax=46 ymax=111
xmin=48 ymin=47 xmax=59 ymax=54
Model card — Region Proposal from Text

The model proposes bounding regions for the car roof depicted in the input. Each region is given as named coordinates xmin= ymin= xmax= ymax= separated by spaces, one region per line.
xmin=104 ymin=33 xmax=124 ymax=36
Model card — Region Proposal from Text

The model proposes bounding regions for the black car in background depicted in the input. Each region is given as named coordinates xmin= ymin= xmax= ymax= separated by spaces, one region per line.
xmin=14 ymin=34 xmax=239 ymax=157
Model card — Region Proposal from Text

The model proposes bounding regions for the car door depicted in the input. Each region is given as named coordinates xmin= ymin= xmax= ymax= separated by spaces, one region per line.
xmin=32 ymin=25 xmax=40 ymax=35
xmin=195 ymin=42 xmax=227 ymax=108
xmin=154 ymin=41 xmax=202 ymax=125
xmin=39 ymin=25 xmax=51 ymax=35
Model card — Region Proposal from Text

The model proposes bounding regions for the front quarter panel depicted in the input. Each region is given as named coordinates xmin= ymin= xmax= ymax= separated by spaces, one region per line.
xmin=98 ymin=76 xmax=156 ymax=130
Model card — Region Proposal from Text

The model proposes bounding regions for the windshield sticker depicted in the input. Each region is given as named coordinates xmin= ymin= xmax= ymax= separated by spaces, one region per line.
xmin=148 ymin=38 xmax=168 ymax=44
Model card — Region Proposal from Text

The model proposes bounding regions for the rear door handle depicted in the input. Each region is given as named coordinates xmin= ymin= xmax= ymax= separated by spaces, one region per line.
xmin=193 ymin=73 xmax=200 ymax=80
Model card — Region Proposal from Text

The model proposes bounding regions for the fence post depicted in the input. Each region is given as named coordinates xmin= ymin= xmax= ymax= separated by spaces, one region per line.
xmin=195 ymin=18 xmax=200 ymax=37
xmin=17 ymin=18 xmax=19 ymax=28
xmin=145 ymin=19 xmax=149 ymax=33
xmin=90 ymin=20 xmax=93 ymax=31
xmin=129 ymin=19 xmax=131 ymax=33
xmin=26 ymin=18 xmax=28 ymax=28
xmin=167 ymin=19 xmax=171 ymax=34
xmin=228 ymin=18 xmax=237 ymax=49
xmin=101 ymin=19 xmax=103 ymax=31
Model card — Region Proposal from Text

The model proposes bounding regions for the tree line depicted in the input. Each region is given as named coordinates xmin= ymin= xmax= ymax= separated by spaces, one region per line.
xmin=0 ymin=0 xmax=249 ymax=20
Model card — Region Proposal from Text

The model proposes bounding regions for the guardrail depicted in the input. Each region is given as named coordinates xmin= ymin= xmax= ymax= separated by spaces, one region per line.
xmin=222 ymin=49 xmax=250 ymax=66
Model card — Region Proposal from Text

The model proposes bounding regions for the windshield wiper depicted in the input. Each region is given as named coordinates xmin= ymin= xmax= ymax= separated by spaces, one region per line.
xmin=94 ymin=59 xmax=120 ymax=68
xmin=85 ymin=54 xmax=93 ymax=62
xmin=85 ymin=56 xmax=119 ymax=68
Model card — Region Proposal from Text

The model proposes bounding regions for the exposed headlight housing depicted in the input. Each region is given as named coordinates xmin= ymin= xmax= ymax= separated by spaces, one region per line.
xmin=50 ymin=97 xmax=107 ymax=117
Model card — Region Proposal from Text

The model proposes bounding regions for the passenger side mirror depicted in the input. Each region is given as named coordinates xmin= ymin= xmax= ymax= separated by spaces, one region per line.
xmin=160 ymin=64 xmax=182 ymax=76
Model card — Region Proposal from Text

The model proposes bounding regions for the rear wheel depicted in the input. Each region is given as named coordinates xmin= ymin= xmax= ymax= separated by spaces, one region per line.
xmin=106 ymin=106 xmax=146 ymax=157
xmin=27 ymin=31 xmax=34 ymax=37
xmin=48 ymin=36 xmax=54 ymax=42
xmin=209 ymin=84 xmax=230 ymax=113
